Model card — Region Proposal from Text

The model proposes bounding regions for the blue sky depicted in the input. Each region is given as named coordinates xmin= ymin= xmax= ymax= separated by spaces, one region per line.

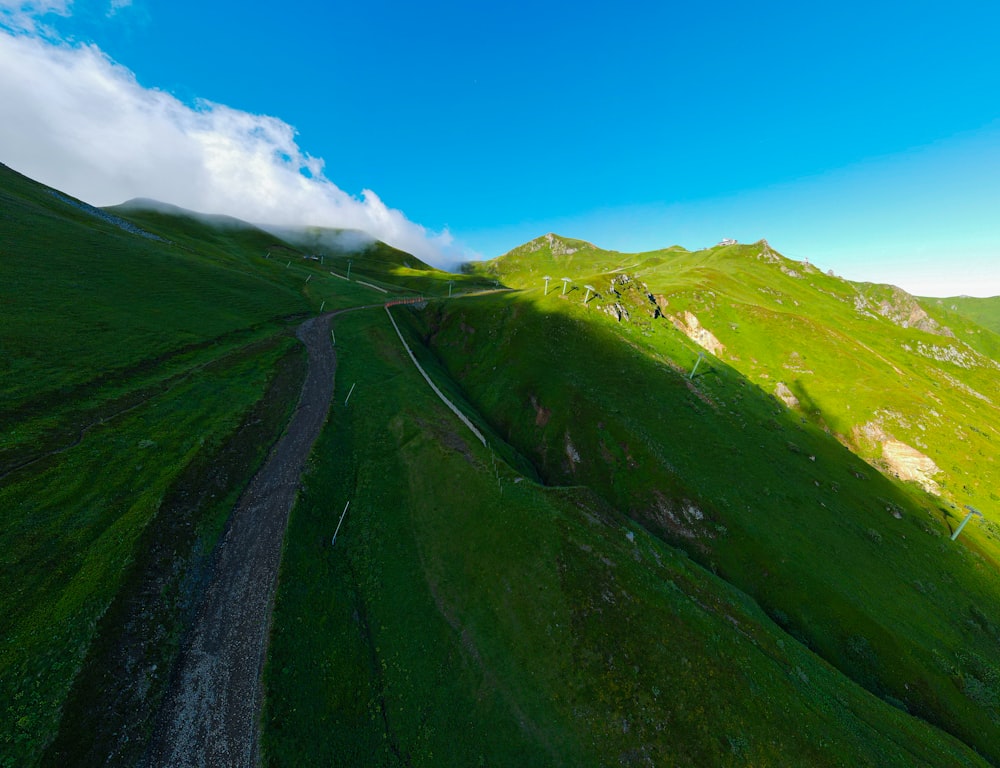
xmin=2 ymin=0 xmax=1000 ymax=295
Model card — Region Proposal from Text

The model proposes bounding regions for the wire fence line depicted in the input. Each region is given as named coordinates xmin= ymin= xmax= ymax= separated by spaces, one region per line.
xmin=384 ymin=305 xmax=487 ymax=447
xmin=357 ymin=279 xmax=388 ymax=294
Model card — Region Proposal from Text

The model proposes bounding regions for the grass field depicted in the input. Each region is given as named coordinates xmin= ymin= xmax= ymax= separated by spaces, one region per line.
xmin=0 ymin=164 xmax=311 ymax=763
xmin=40 ymin=339 xmax=308 ymax=767
xmin=471 ymin=235 xmax=1000 ymax=541
xmin=261 ymin=304 xmax=992 ymax=766
xmin=931 ymin=295 xmax=1000 ymax=336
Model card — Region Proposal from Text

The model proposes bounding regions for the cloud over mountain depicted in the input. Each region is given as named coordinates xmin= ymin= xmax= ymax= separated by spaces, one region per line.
xmin=0 ymin=25 xmax=462 ymax=267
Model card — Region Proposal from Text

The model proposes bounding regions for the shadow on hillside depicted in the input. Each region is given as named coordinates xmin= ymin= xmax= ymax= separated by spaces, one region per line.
xmin=400 ymin=292 xmax=1000 ymax=764
xmin=787 ymin=377 xmax=850 ymax=437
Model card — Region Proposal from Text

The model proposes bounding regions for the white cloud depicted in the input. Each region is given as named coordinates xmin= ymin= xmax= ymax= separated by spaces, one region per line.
xmin=0 ymin=28 xmax=464 ymax=268
xmin=0 ymin=0 xmax=70 ymax=32
xmin=0 ymin=0 xmax=71 ymax=15
xmin=107 ymin=0 xmax=132 ymax=17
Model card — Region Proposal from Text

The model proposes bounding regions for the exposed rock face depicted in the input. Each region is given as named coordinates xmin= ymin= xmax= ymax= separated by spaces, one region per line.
xmin=857 ymin=420 xmax=889 ymax=443
xmin=516 ymin=233 xmax=590 ymax=256
xmin=564 ymin=432 xmax=581 ymax=467
xmin=855 ymin=285 xmax=954 ymax=337
xmin=609 ymin=273 xmax=644 ymax=294
xmin=854 ymin=420 xmax=940 ymax=493
xmin=650 ymin=491 xmax=711 ymax=541
xmin=881 ymin=439 xmax=941 ymax=493
xmin=530 ymin=394 xmax=551 ymax=427
xmin=911 ymin=341 xmax=981 ymax=370
xmin=756 ymin=239 xmax=780 ymax=263
xmin=775 ymin=381 xmax=800 ymax=409
xmin=545 ymin=232 xmax=578 ymax=256
xmin=599 ymin=273 xmax=653 ymax=322
xmin=669 ymin=311 xmax=725 ymax=356
xmin=603 ymin=302 xmax=630 ymax=322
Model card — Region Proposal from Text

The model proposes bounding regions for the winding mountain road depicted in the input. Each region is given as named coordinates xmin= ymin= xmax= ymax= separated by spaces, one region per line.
xmin=146 ymin=312 xmax=337 ymax=768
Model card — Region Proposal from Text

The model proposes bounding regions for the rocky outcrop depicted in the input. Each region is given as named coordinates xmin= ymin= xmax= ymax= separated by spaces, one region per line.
xmin=910 ymin=341 xmax=982 ymax=370
xmin=775 ymin=381 xmax=799 ymax=409
xmin=545 ymin=233 xmax=579 ymax=256
xmin=669 ymin=311 xmax=725 ymax=356
xmin=599 ymin=273 xmax=654 ymax=322
xmin=855 ymin=286 xmax=953 ymax=337
xmin=649 ymin=491 xmax=715 ymax=544
xmin=854 ymin=420 xmax=940 ymax=493
xmin=881 ymin=439 xmax=941 ymax=493
xmin=603 ymin=302 xmax=630 ymax=322
xmin=530 ymin=394 xmax=551 ymax=427
xmin=564 ymin=432 xmax=582 ymax=468
xmin=519 ymin=233 xmax=591 ymax=256
xmin=756 ymin=239 xmax=780 ymax=263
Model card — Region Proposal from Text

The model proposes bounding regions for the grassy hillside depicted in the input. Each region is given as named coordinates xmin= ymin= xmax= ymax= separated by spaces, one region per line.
xmin=5 ymin=162 xmax=1000 ymax=767
xmin=0 ymin=164 xmax=308 ymax=764
xmin=929 ymin=295 xmax=1000 ymax=336
xmin=274 ymin=223 xmax=494 ymax=297
xmin=261 ymin=306 xmax=988 ymax=766
xmin=417 ymin=235 xmax=1000 ymax=761
xmin=0 ymin=164 xmax=460 ymax=766
xmin=472 ymin=235 xmax=1000 ymax=526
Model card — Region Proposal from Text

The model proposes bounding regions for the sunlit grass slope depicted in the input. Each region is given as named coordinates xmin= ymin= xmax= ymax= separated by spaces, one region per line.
xmin=473 ymin=235 xmax=1000 ymax=538
xmin=423 ymin=236 xmax=1000 ymax=761
xmin=932 ymin=295 xmax=1000 ymax=336
xmin=262 ymin=306 xmax=988 ymax=767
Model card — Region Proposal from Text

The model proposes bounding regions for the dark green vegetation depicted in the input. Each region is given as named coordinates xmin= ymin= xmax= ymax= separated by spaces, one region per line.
xmin=0 ymin=164 xmax=479 ymax=766
xmin=263 ymin=236 xmax=1000 ymax=763
xmin=439 ymin=236 xmax=1000 ymax=761
xmin=3 ymin=163 xmax=999 ymax=766
xmin=43 ymin=340 xmax=306 ymax=767
xmin=262 ymin=307 xmax=992 ymax=766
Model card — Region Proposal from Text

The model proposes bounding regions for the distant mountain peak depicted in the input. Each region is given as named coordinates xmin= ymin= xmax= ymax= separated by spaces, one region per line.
xmin=756 ymin=238 xmax=780 ymax=263
xmin=512 ymin=232 xmax=600 ymax=258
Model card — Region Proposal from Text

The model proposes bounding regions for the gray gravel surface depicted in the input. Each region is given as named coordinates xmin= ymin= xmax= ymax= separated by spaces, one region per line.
xmin=145 ymin=313 xmax=336 ymax=767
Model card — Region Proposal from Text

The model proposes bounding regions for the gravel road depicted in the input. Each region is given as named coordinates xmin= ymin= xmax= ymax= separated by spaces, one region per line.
xmin=145 ymin=313 xmax=337 ymax=768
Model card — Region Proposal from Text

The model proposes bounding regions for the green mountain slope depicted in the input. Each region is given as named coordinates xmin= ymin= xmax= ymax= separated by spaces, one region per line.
xmin=928 ymin=295 xmax=1000 ymax=336
xmin=420 ymin=235 xmax=1000 ymax=760
xmin=268 ymin=223 xmax=488 ymax=296
xmin=474 ymin=235 xmax=1000 ymax=521
xmin=0 ymin=164 xmax=468 ymax=765
xmin=4 ymin=164 xmax=1000 ymax=767
xmin=262 ymin=307 xmax=988 ymax=767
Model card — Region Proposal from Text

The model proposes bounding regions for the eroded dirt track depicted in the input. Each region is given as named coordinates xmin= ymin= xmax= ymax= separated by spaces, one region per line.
xmin=146 ymin=314 xmax=336 ymax=768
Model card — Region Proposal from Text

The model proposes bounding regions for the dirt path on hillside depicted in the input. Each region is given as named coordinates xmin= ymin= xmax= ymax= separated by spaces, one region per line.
xmin=145 ymin=313 xmax=337 ymax=768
